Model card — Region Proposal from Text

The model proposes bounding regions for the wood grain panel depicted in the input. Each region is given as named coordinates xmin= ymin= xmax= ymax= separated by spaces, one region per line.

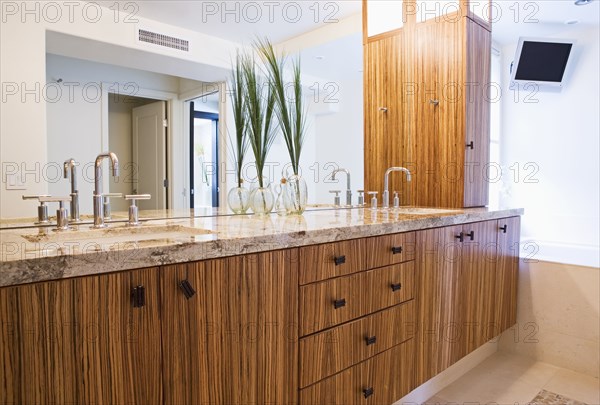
xmin=78 ymin=268 xmax=163 ymax=405
xmin=461 ymin=220 xmax=498 ymax=353
xmin=495 ymin=217 xmax=521 ymax=333
xmin=299 ymin=340 xmax=415 ymax=405
xmin=299 ymin=239 xmax=366 ymax=285
xmin=364 ymin=32 xmax=413 ymax=202
xmin=464 ymin=17 xmax=491 ymax=207
xmin=299 ymin=300 xmax=415 ymax=388
xmin=300 ymin=262 xmax=414 ymax=336
xmin=204 ymin=250 xmax=299 ymax=405
xmin=0 ymin=268 xmax=163 ymax=405
xmin=366 ymin=232 xmax=416 ymax=269
xmin=160 ymin=262 xmax=210 ymax=405
xmin=415 ymin=225 xmax=465 ymax=385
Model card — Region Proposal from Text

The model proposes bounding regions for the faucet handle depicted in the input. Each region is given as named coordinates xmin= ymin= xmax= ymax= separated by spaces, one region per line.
xmin=393 ymin=191 xmax=400 ymax=208
xmin=124 ymin=194 xmax=151 ymax=226
xmin=329 ymin=190 xmax=341 ymax=207
xmin=22 ymin=195 xmax=52 ymax=224
xmin=102 ymin=193 xmax=123 ymax=220
xmin=39 ymin=196 xmax=72 ymax=231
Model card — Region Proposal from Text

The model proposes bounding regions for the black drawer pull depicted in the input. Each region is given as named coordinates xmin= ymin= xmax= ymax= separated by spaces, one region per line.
xmin=333 ymin=299 xmax=346 ymax=309
xmin=391 ymin=246 xmax=403 ymax=255
xmin=500 ymin=224 xmax=508 ymax=234
xmin=366 ymin=336 xmax=377 ymax=346
xmin=467 ymin=141 xmax=474 ymax=150
xmin=466 ymin=231 xmax=475 ymax=241
xmin=391 ymin=283 xmax=402 ymax=292
xmin=363 ymin=387 xmax=374 ymax=399
xmin=179 ymin=279 xmax=196 ymax=299
xmin=132 ymin=285 xmax=145 ymax=308
xmin=334 ymin=255 xmax=346 ymax=266
xmin=455 ymin=232 xmax=464 ymax=242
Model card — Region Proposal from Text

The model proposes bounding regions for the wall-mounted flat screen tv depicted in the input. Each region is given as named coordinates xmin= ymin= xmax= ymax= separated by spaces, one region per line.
xmin=511 ymin=37 xmax=576 ymax=88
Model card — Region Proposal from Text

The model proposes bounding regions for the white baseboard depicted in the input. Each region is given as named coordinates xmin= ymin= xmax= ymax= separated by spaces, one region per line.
xmin=394 ymin=341 xmax=499 ymax=404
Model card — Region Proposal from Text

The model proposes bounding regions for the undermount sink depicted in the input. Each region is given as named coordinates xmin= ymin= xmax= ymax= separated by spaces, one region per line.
xmin=22 ymin=224 xmax=213 ymax=244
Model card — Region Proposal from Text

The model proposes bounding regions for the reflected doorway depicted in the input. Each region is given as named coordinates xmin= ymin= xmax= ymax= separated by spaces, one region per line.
xmin=108 ymin=94 xmax=169 ymax=212
xmin=189 ymin=102 xmax=219 ymax=209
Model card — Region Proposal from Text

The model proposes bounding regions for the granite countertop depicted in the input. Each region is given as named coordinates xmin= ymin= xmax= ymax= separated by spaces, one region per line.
xmin=0 ymin=206 xmax=523 ymax=287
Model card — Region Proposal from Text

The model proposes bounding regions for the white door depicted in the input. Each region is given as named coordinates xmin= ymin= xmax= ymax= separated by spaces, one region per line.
xmin=132 ymin=101 xmax=167 ymax=210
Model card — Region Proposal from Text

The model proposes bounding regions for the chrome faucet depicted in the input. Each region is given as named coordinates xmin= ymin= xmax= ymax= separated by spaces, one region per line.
xmin=93 ymin=152 xmax=120 ymax=228
xmin=331 ymin=168 xmax=352 ymax=206
xmin=63 ymin=158 xmax=80 ymax=222
xmin=383 ymin=167 xmax=412 ymax=209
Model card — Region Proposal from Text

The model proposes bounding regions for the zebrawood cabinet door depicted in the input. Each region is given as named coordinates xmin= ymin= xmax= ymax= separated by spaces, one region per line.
xmin=461 ymin=220 xmax=499 ymax=354
xmin=203 ymin=250 xmax=299 ymax=405
xmin=0 ymin=268 xmax=163 ymax=405
xmin=415 ymin=224 xmax=465 ymax=386
xmin=495 ymin=217 xmax=521 ymax=333
xmin=160 ymin=262 xmax=210 ymax=405
xmin=364 ymin=32 xmax=411 ymax=199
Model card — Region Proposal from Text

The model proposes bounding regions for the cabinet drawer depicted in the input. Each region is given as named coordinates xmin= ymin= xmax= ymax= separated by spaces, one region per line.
xmin=299 ymin=339 xmax=415 ymax=405
xmin=299 ymin=239 xmax=366 ymax=285
xmin=300 ymin=300 xmax=415 ymax=388
xmin=366 ymin=232 xmax=415 ymax=269
xmin=300 ymin=262 xmax=414 ymax=336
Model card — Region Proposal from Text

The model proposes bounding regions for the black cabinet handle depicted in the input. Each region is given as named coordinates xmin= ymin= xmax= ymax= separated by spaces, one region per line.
xmin=500 ymin=224 xmax=508 ymax=234
xmin=334 ymin=255 xmax=346 ymax=266
xmin=467 ymin=141 xmax=474 ymax=150
xmin=455 ymin=232 xmax=464 ymax=242
xmin=131 ymin=285 xmax=145 ymax=308
xmin=363 ymin=387 xmax=374 ymax=399
xmin=366 ymin=336 xmax=377 ymax=346
xmin=333 ymin=298 xmax=346 ymax=309
xmin=466 ymin=231 xmax=475 ymax=241
xmin=179 ymin=279 xmax=196 ymax=300
xmin=391 ymin=283 xmax=402 ymax=292
xmin=391 ymin=246 xmax=403 ymax=255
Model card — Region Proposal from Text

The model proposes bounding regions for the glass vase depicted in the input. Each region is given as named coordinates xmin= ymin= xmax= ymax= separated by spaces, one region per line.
xmin=283 ymin=174 xmax=308 ymax=215
xmin=227 ymin=186 xmax=250 ymax=214
xmin=250 ymin=186 xmax=274 ymax=215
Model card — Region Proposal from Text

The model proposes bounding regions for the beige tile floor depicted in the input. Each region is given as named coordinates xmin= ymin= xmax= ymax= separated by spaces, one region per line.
xmin=424 ymin=352 xmax=600 ymax=405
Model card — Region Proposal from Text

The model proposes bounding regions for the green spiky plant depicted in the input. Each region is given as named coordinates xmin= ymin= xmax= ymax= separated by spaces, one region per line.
xmin=242 ymin=54 xmax=277 ymax=190
xmin=255 ymin=38 xmax=306 ymax=176
xmin=228 ymin=51 xmax=249 ymax=188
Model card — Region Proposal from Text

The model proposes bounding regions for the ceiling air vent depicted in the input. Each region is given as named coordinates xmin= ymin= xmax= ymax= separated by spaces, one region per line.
xmin=138 ymin=29 xmax=189 ymax=52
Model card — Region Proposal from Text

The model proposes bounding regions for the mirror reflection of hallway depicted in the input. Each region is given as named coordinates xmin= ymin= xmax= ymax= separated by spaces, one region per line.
xmin=189 ymin=93 xmax=220 ymax=209
xmin=108 ymin=94 xmax=168 ymax=212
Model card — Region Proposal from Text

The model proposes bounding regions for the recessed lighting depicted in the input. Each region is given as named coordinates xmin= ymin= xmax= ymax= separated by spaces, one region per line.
xmin=565 ymin=19 xmax=579 ymax=24
xmin=316 ymin=55 xmax=325 ymax=60
xmin=574 ymin=0 xmax=593 ymax=5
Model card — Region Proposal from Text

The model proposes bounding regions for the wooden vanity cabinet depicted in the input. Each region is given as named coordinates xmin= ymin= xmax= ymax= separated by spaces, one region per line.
xmin=0 ymin=268 xmax=163 ymax=405
xmin=0 ymin=217 xmax=519 ymax=405
xmin=415 ymin=217 xmax=521 ymax=385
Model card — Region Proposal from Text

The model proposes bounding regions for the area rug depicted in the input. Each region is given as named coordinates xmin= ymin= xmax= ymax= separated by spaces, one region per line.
xmin=529 ymin=390 xmax=587 ymax=405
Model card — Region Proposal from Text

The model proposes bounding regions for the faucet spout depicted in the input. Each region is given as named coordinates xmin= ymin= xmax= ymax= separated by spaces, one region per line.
xmin=331 ymin=168 xmax=352 ymax=206
xmin=383 ymin=167 xmax=412 ymax=208
xmin=93 ymin=152 xmax=120 ymax=228
xmin=63 ymin=158 xmax=80 ymax=222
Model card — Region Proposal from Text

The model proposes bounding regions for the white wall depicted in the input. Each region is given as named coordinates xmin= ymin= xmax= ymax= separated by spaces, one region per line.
xmin=498 ymin=25 xmax=600 ymax=379
xmin=500 ymin=25 xmax=600 ymax=267
xmin=0 ymin=1 xmax=240 ymax=218
xmin=312 ymin=79 xmax=365 ymax=204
